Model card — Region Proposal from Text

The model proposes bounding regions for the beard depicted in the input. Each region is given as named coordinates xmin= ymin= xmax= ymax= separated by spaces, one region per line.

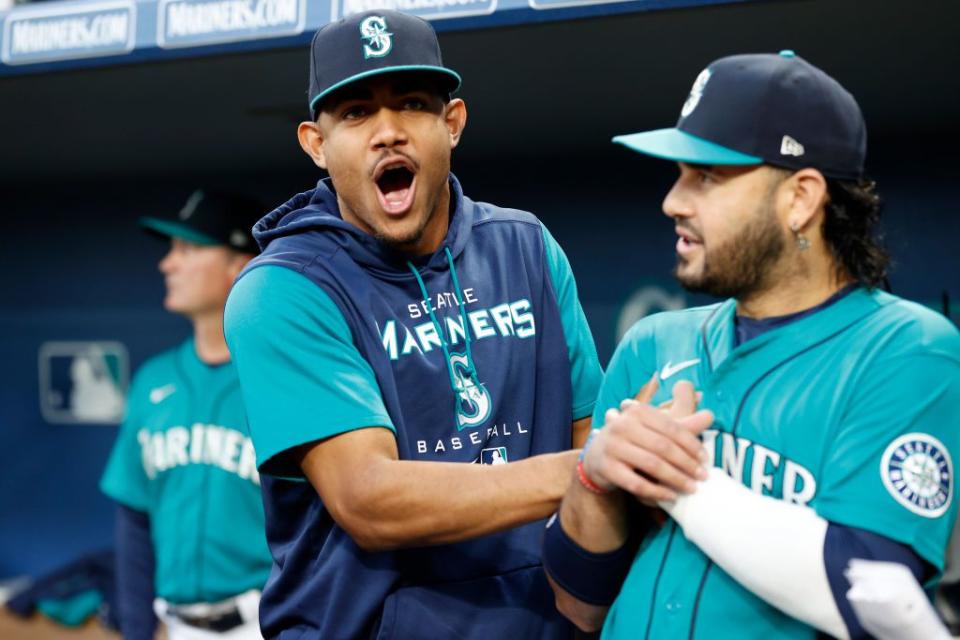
xmin=675 ymin=195 xmax=786 ymax=299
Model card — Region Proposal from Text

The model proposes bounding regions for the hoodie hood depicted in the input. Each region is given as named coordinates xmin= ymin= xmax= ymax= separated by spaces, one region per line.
xmin=253 ymin=173 xmax=473 ymax=277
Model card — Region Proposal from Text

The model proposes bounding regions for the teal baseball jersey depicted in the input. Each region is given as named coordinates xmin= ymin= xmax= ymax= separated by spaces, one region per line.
xmin=100 ymin=339 xmax=272 ymax=604
xmin=597 ymin=288 xmax=960 ymax=640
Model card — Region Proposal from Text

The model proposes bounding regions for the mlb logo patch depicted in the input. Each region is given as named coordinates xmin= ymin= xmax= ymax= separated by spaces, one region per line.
xmin=480 ymin=447 xmax=508 ymax=465
xmin=38 ymin=341 xmax=128 ymax=425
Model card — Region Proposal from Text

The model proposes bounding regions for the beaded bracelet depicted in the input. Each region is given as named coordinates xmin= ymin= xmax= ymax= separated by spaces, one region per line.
xmin=576 ymin=459 xmax=612 ymax=495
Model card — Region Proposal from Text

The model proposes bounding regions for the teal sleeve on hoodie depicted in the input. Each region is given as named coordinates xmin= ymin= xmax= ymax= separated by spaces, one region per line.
xmin=225 ymin=265 xmax=395 ymax=477
xmin=540 ymin=224 xmax=603 ymax=420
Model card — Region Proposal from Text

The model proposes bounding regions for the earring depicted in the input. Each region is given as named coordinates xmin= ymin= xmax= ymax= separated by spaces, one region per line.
xmin=791 ymin=222 xmax=811 ymax=252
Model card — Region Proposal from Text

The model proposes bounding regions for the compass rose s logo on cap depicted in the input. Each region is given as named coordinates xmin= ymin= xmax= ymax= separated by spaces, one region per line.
xmin=360 ymin=16 xmax=393 ymax=59
xmin=681 ymin=68 xmax=712 ymax=118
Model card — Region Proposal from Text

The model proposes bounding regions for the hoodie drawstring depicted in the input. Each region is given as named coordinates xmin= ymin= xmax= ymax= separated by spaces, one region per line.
xmin=443 ymin=248 xmax=478 ymax=379
xmin=407 ymin=248 xmax=482 ymax=424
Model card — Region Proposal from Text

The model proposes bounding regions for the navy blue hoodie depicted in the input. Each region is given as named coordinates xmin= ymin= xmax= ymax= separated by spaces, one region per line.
xmin=225 ymin=174 xmax=602 ymax=639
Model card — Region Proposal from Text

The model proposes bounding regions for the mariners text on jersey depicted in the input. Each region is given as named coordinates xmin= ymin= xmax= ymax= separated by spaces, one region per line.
xmin=137 ymin=423 xmax=259 ymax=484
xmin=702 ymin=430 xmax=816 ymax=505
xmin=380 ymin=297 xmax=536 ymax=361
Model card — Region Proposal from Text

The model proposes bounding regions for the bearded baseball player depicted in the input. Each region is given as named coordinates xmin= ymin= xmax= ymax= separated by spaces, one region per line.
xmin=100 ymin=191 xmax=271 ymax=639
xmin=223 ymin=10 xmax=602 ymax=640
xmin=543 ymin=51 xmax=960 ymax=639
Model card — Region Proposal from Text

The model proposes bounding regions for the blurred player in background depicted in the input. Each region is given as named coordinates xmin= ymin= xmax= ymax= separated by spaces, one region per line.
xmin=224 ymin=10 xmax=602 ymax=640
xmin=544 ymin=51 xmax=960 ymax=639
xmin=101 ymin=190 xmax=271 ymax=640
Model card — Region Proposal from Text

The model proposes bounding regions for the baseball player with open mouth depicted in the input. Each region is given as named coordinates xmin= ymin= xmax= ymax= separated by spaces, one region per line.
xmin=224 ymin=10 xmax=603 ymax=640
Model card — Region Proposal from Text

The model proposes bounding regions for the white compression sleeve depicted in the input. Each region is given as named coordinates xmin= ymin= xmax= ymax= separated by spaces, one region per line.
xmin=660 ymin=468 xmax=848 ymax=639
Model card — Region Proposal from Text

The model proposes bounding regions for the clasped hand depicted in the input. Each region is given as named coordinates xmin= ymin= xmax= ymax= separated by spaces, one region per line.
xmin=581 ymin=377 xmax=714 ymax=505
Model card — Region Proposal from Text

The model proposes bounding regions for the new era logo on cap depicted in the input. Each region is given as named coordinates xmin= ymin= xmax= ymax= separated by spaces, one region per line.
xmin=780 ymin=135 xmax=805 ymax=157
xmin=230 ymin=229 xmax=248 ymax=248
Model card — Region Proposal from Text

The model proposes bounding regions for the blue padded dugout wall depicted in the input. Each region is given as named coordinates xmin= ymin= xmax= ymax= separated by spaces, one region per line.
xmin=1 ymin=150 xmax=957 ymax=578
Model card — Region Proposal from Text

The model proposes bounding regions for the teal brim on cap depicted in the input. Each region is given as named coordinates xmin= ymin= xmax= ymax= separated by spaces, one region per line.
xmin=612 ymin=128 xmax=763 ymax=165
xmin=139 ymin=217 xmax=219 ymax=246
xmin=309 ymin=65 xmax=462 ymax=115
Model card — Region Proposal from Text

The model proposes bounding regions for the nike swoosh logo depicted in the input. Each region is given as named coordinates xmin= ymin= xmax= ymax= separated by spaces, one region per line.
xmin=149 ymin=384 xmax=177 ymax=404
xmin=660 ymin=359 xmax=701 ymax=380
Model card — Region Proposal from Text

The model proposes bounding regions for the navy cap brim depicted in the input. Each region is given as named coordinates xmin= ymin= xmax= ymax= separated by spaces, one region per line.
xmin=139 ymin=217 xmax=219 ymax=246
xmin=309 ymin=65 xmax=461 ymax=116
xmin=612 ymin=128 xmax=763 ymax=166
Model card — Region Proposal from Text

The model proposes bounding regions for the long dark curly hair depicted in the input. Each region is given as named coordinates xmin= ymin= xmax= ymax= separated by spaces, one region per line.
xmin=822 ymin=178 xmax=890 ymax=288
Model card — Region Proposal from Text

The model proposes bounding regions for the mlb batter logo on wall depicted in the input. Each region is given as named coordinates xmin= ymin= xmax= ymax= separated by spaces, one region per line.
xmin=38 ymin=341 xmax=128 ymax=425
xmin=360 ymin=15 xmax=391 ymax=58
xmin=882 ymin=433 xmax=953 ymax=517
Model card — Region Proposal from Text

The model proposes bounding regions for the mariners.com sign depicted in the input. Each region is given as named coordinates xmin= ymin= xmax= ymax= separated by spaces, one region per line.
xmin=158 ymin=0 xmax=306 ymax=48
xmin=340 ymin=0 xmax=495 ymax=20
xmin=0 ymin=0 xmax=309 ymax=63
xmin=2 ymin=2 xmax=136 ymax=65
xmin=0 ymin=0 xmax=503 ymax=65
xmin=0 ymin=0 xmax=739 ymax=67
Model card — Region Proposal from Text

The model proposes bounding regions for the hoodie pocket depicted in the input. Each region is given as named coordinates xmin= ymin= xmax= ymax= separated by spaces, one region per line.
xmin=374 ymin=564 xmax=572 ymax=640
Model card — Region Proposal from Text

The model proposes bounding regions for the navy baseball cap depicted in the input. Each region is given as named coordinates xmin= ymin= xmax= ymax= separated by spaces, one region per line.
xmin=307 ymin=10 xmax=461 ymax=120
xmin=613 ymin=51 xmax=866 ymax=180
xmin=140 ymin=190 xmax=264 ymax=254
